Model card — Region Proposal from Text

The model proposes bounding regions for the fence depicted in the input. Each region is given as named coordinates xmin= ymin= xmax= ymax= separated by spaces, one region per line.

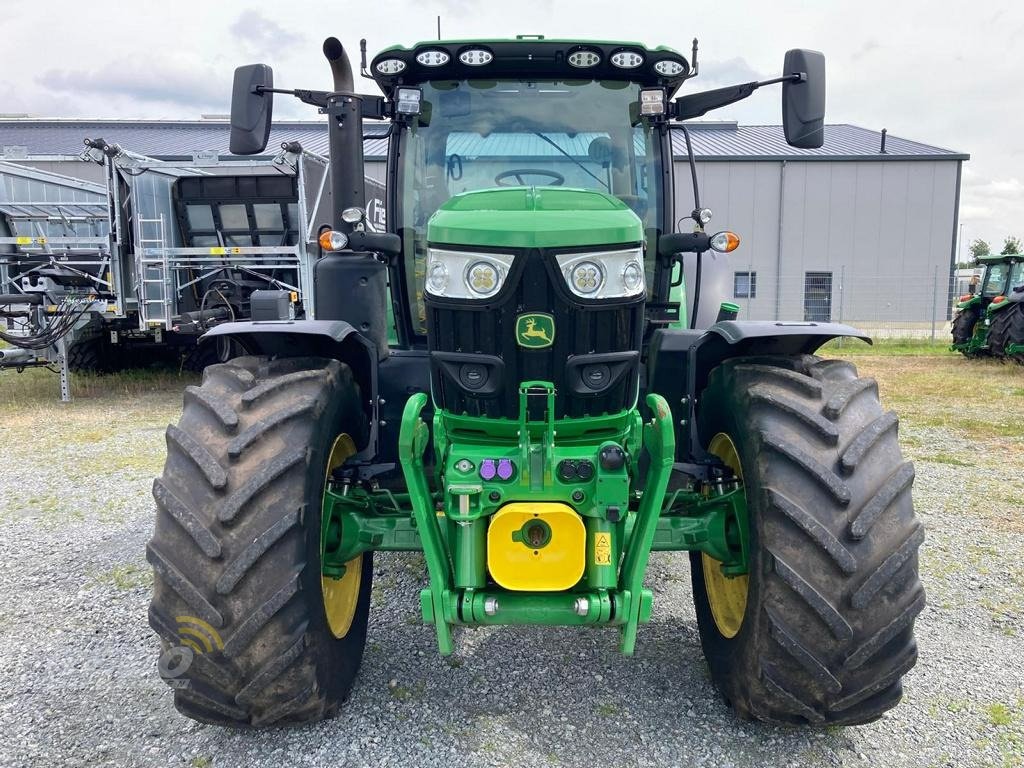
xmin=725 ymin=264 xmax=962 ymax=340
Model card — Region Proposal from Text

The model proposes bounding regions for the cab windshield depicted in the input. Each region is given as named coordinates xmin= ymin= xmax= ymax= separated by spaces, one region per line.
xmin=982 ymin=263 xmax=1008 ymax=296
xmin=396 ymin=79 xmax=664 ymax=335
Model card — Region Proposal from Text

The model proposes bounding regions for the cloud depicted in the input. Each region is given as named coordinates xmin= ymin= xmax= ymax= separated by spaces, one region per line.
xmin=37 ymin=58 xmax=229 ymax=110
xmin=698 ymin=57 xmax=763 ymax=86
xmin=959 ymin=204 xmax=995 ymax=220
xmin=230 ymin=10 xmax=303 ymax=58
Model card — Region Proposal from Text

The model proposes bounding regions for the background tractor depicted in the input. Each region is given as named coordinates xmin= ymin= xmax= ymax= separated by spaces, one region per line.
xmin=148 ymin=34 xmax=923 ymax=729
xmin=985 ymin=256 xmax=1024 ymax=363
xmin=951 ymin=253 xmax=1023 ymax=357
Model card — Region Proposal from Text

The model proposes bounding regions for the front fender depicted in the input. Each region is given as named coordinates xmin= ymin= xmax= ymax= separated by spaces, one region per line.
xmin=647 ymin=320 xmax=871 ymax=462
xmin=202 ymin=319 xmax=380 ymax=457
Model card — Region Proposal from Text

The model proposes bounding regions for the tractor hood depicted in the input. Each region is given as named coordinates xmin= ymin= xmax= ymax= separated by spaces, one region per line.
xmin=426 ymin=187 xmax=643 ymax=249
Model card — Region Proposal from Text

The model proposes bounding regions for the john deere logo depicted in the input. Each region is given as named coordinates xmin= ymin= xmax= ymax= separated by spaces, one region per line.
xmin=516 ymin=313 xmax=555 ymax=349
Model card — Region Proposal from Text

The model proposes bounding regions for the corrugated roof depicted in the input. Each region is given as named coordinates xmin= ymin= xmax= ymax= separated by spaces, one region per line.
xmin=0 ymin=118 xmax=967 ymax=162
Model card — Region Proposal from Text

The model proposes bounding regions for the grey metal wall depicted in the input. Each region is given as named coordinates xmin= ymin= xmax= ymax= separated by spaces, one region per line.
xmin=674 ymin=158 xmax=961 ymax=328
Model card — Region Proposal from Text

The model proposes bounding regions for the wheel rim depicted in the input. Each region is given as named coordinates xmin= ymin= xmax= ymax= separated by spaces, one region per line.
xmin=321 ymin=433 xmax=362 ymax=639
xmin=702 ymin=432 xmax=749 ymax=639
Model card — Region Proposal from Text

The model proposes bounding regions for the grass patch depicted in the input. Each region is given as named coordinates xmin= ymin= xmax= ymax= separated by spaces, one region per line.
xmin=819 ymin=338 xmax=956 ymax=356
xmin=987 ymin=702 xmax=1016 ymax=727
xmin=93 ymin=564 xmax=153 ymax=590
xmin=920 ymin=453 xmax=974 ymax=467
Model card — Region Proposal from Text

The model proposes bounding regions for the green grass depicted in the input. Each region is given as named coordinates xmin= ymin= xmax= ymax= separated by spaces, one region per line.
xmin=820 ymin=338 xmax=957 ymax=356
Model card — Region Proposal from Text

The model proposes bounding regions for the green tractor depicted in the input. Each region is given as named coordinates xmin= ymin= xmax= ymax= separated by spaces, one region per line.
xmin=986 ymin=256 xmax=1024 ymax=363
xmin=148 ymin=35 xmax=923 ymax=728
xmin=951 ymin=253 xmax=1024 ymax=357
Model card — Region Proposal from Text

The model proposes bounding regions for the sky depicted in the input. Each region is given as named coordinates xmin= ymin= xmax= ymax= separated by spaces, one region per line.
xmin=1 ymin=0 xmax=1021 ymax=255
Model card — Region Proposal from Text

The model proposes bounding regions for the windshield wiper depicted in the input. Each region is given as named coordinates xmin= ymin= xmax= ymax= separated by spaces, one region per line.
xmin=532 ymin=132 xmax=609 ymax=191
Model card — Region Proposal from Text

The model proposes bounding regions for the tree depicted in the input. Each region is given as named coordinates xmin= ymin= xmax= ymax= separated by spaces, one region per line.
xmin=970 ymin=239 xmax=991 ymax=259
xmin=1001 ymin=235 xmax=1022 ymax=255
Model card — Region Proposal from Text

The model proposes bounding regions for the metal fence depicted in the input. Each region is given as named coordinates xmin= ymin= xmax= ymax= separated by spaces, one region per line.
xmin=725 ymin=264 xmax=961 ymax=340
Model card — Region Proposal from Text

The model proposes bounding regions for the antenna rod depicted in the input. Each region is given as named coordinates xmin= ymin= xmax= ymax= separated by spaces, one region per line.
xmin=437 ymin=15 xmax=441 ymax=40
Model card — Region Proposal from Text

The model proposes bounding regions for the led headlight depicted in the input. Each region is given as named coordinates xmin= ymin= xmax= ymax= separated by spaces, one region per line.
xmin=426 ymin=261 xmax=448 ymax=294
xmin=466 ymin=261 xmax=501 ymax=296
xmin=569 ymin=261 xmax=603 ymax=295
xmin=557 ymin=247 xmax=646 ymax=299
xmin=425 ymin=248 xmax=515 ymax=299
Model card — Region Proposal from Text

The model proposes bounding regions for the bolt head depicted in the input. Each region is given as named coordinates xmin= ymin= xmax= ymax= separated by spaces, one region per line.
xmin=483 ymin=597 xmax=500 ymax=616
xmin=573 ymin=597 xmax=590 ymax=616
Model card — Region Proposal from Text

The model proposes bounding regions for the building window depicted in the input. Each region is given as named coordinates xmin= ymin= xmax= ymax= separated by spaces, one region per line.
xmin=734 ymin=271 xmax=757 ymax=299
xmin=804 ymin=271 xmax=833 ymax=322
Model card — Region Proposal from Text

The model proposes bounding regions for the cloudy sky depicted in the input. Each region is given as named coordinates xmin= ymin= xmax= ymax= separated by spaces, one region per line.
xmin=2 ymin=0 xmax=1021 ymax=252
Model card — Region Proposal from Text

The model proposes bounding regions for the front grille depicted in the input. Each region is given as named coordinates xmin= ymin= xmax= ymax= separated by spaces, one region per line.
xmin=426 ymin=248 xmax=644 ymax=420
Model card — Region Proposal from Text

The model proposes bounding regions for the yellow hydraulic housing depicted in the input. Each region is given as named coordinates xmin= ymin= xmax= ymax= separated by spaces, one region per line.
xmin=486 ymin=502 xmax=585 ymax=591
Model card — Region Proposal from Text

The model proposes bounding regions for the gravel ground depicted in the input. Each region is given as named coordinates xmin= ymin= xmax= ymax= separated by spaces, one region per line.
xmin=0 ymin=357 xmax=1021 ymax=768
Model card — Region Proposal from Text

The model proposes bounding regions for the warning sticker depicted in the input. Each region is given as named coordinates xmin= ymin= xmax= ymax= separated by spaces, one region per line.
xmin=594 ymin=532 xmax=612 ymax=565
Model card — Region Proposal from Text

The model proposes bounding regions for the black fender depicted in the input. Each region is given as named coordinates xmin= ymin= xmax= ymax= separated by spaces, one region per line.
xmin=201 ymin=319 xmax=380 ymax=457
xmin=646 ymin=320 xmax=871 ymax=462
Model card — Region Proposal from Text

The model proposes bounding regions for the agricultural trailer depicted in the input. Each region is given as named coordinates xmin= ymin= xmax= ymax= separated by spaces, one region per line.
xmin=0 ymin=142 xmax=385 ymax=399
xmin=148 ymin=35 xmax=924 ymax=728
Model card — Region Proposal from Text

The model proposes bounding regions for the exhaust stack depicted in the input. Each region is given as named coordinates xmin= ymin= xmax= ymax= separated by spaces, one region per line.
xmin=323 ymin=37 xmax=355 ymax=93
xmin=321 ymin=37 xmax=365 ymax=231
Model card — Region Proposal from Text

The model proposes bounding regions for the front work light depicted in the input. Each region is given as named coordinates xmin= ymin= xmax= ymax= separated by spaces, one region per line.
xmin=459 ymin=48 xmax=493 ymax=66
xmin=375 ymin=58 xmax=406 ymax=75
xmin=319 ymin=229 xmax=348 ymax=252
xmin=640 ymin=88 xmax=666 ymax=117
xmin=415 ymin=50 xmax=450 ymax=67
xmin=709 ymin=231 xmax=741 ymax=253
xmin=653 ymin=59 xmax=685 ymax=77
xmin=395 ymin=87 xmax=422 ymax=115
xmin=425 ymin=249 xmax=515 ymax=299
xmin=557 ymin=247 xmax=646 ymax=299
xmin=341 ymin=206 xmax=365 ymax=224
xmin=610 ymin=50 xmax=644 ymax=69
xmin=567 ymin=49 xmax=601 ymax=68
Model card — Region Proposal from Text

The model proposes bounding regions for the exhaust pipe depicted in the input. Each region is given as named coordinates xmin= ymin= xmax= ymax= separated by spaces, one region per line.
xmin=323 ymin=37 xmax=354 ymax=93
xmin=321 ymin=36 xmax=365 ymax=231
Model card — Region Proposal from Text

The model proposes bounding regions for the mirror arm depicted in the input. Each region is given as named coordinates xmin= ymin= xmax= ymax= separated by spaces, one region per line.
xmin=253 ymin=87 xmax=390 ymax=118
xmin=670 ymin=73 xmax=806 ymax=121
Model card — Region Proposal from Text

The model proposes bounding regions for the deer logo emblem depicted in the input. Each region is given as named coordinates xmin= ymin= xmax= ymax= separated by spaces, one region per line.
xmin=515 ymin=313 xmax=555 ymax=349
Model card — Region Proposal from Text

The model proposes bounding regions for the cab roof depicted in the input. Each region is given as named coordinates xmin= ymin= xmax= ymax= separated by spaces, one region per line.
xmin=370 ymin=36 xmax=690 ymax=96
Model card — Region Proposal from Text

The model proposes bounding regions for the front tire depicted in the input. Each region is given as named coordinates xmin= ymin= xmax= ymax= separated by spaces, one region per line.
xmin=148 ymin=356 xmax=371 ymax=726
xmin=951 ymin=308 xmax=981 ymax=356
xmin=692 ymin=355 xmax=924 ymax=725
xmin=987 ymin=303 xmax=1024 ymax=364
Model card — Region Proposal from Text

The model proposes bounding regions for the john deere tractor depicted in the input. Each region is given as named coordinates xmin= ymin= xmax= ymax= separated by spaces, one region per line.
xmin=148 ymin=35 xmax=923 ymax=728
xmin=951 ymin=253 xmax=1024 ymax=357
xmin=986 ymin=256 xmax=1024 ymax=363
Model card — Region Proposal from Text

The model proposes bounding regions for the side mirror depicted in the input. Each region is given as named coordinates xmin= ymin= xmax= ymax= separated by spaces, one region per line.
xmin=230 ymin=64 xmax=274 ymax=155
xmin=782 ymin=49 xmax=825 ymax=149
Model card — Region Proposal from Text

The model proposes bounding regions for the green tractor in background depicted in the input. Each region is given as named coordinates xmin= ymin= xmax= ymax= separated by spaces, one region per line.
xmin=951 ymin=253 xmax=1024 ymax=358
xmin=986 ymin=256 xmax=1024 ymax=363
xmin=148 ymin=34 xmax=923 ymax=729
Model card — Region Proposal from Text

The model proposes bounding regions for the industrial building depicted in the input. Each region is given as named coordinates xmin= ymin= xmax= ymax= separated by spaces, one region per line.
xmin=0 ymin=117 xmax=967 ymax=333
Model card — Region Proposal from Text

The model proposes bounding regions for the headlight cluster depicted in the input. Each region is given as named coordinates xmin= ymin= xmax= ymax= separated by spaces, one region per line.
xmin=425 ymin=249 xmax=515 ymax=300
xmin=556 ymin=247 xmax=646 ymax=300
xmin=425 ymin=247 xmax=645 ymax=301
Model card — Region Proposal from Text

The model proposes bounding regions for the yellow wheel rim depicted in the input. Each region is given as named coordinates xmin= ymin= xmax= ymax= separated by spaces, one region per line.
xmin=702 ymin=432 xmax=749 ymax=639
xmin=322 ymin=434 xmax=362 ymax=639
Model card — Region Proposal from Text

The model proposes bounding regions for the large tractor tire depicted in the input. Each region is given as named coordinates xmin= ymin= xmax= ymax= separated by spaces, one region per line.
xmin=67 ymin=337 xmax=109 ymax=373
xmin=691 ymin=355 xmax=924 ymax=726
xmin=181 ymin=337 xmax=242 ymax=373
xmin=148 ymin=356 xmax=372 ymax=726
xmin=987 ymin=303 xmax=1024 ymax=364
xmin=950 ymin=308 xmax=981 ymax=355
